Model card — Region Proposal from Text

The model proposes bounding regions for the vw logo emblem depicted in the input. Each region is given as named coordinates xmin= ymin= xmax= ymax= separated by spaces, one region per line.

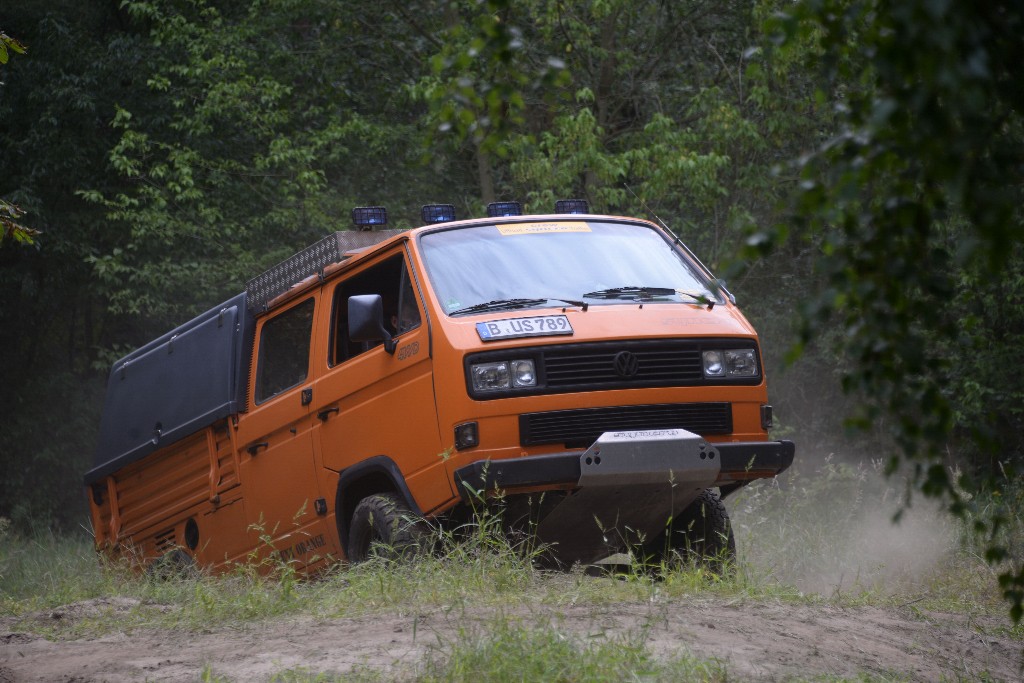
xmin=613 ymin=350 xmax=639 ymax=378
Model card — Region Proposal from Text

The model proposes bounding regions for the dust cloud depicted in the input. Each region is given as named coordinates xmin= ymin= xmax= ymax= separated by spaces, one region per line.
xmin=731 ymin=445 xmax=964 ymax=597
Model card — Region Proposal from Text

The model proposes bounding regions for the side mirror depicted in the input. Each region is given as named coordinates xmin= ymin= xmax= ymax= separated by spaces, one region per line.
xmin=348 ymin=294 xmax=396 ymax=354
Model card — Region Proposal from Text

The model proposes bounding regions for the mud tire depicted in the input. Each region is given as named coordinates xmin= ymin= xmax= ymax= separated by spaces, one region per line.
xmin=147 ymin=548 xmax=199 ymax=580
xmin=348 ymin=493 xmax=430 ymax=563
xmin=648 ymin=488 xmax=736 ymax=575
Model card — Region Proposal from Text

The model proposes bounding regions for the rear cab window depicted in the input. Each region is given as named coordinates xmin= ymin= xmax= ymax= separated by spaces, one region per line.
xmin=255 ymin=297 xmax=315 ymax=403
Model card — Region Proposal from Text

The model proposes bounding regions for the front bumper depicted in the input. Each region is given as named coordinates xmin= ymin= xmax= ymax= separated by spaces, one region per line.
xmin=454 ymin=432 xmax=795 ymax=502
xmin=453 ymin=429 xmax=795 ymax=566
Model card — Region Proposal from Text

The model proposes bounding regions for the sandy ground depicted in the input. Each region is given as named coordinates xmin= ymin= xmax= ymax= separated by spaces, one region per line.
xmin=1 ymin=596 xmax=1021 ymax=682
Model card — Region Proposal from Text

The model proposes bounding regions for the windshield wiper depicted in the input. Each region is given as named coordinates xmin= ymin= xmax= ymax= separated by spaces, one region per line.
xmin=582 ymin=286 xmax=677 ymax=301
xmin=548 ymin=297 xmax=589 ymax=311
xmin=449 ymin=298 xmax=548 ymax=315
xmin=449 ymin=297 xmax=589 ymax=316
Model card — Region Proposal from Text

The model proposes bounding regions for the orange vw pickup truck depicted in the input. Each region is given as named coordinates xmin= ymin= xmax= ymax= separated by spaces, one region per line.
xmin=86 ymin=201 xmax=794 ymax=573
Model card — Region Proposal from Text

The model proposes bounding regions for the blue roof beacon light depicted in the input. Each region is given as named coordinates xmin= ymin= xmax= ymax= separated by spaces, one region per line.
xmin=486 ymin=201 xmax=523 ymax=217
xmin=555 ymin=199 xmax=589 ymax=214
xmin=351 ymin=206 xmax=388 ymax=231
xmin=421 ymin=204 xmax=457 ymax=224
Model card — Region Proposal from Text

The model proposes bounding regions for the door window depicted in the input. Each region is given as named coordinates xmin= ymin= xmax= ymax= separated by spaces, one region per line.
xmin=255 ymin=298 xmax=315 ymax=403
xmin=330 ymin=255 xmax=421 ymax=366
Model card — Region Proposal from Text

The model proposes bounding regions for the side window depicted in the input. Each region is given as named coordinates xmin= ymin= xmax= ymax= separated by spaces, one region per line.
xmin=396 ymin=265 xmax=422 ymax=334
xmin=255 ymin=298 xmax=315 ymax=403
xmin=330 ymin=254 xmax=422 ymax=366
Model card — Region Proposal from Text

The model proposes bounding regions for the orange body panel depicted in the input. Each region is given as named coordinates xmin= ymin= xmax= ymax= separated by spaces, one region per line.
xmin=88 ymin=215 xmax=788 ymax=573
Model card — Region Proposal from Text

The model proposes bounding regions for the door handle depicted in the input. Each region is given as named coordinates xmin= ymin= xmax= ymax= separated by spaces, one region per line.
xmin=317 ymin=407 xmax=340 ymax=421
xmin=247 ymin=441 xmax=269 ymax=456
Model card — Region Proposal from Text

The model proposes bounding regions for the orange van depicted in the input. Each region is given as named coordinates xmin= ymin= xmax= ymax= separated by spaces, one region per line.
xmin=86 ymin=202 xmax=794 ymax=573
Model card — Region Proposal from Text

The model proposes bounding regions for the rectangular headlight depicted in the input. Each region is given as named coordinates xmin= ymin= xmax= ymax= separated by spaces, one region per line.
xmin=703 ymin=350 xmax=725 ymax=378
xmin=510 ymin=359 xmax=537 ymax=387
xmin=470 ymin=361 xmax=510 ymax=392
xmin=725 ymin=349 xmax=758 ymax=377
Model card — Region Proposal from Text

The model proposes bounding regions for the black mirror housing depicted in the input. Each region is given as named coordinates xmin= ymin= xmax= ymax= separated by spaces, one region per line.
xmin=348 ymin=294 xmax=396 ymax=353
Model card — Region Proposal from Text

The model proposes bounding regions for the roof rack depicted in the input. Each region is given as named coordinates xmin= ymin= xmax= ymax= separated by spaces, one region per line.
xmin=245 ymin=230 xmax=403 ymax=313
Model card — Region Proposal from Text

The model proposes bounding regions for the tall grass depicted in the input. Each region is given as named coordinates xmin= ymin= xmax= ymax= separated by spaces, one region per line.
xmin=2 ymin=459 xmax=1021 ymax=638
xmin=415 ymin=617 xmax=728 ymax=683
xmin=201 ymin=618 xmax=729 ymax=683
xmin=3 ymin=469 xmax=1021 ymax=683
xmin=0 ymin=521 xmax=111 ymax=610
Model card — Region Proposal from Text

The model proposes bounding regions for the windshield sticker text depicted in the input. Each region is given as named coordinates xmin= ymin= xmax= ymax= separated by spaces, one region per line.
xmin=496 ymin=222 xmax=591 ymax=236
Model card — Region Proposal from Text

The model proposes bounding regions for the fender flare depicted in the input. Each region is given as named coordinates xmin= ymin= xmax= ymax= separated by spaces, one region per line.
xmin=334 ymin=455 xmax=421 ymax=556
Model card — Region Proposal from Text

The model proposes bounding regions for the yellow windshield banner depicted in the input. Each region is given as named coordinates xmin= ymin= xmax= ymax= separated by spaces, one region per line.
xmin=496 ymin=222 xmax=591 ymax=235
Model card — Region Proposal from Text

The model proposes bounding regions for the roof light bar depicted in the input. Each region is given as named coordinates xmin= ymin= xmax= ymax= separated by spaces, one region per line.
xmin=351 ymin=206 xmax=387 ymax=230
xmin=421 ymin=204 xmax=457 ymax=224
xmin=487 ymin=201 xmax=523 ymax=217
xmin=555 ymin=199 xmax=589 ymax=214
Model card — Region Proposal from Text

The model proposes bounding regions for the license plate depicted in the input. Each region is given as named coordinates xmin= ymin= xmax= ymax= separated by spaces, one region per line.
xmin=476 ymin=315 xmax=574 ymax=341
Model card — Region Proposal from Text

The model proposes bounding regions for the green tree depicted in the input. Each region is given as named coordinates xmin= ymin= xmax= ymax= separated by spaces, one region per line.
xmin=84 ymin=0 xmax=443 ymax=325
xmin=760 ymin=0 xmax=1024 ymax=619
xmin=422 ymin=1 xmax=830 ymax=269
xmin=0 ymin=3 xmax=154 ymax=527
xmin=0 ymin=29 xmax=35 ymax=246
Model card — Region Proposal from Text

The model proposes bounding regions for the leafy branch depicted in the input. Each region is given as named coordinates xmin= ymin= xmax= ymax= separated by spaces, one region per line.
xmin=0 ymin=199 xmax=38 ymax=247
xmin=0 ymin=29 xmax=27 ymax=65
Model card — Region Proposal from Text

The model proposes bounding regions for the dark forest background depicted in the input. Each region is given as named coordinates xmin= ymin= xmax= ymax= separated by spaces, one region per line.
xmin=2 ymin=0 xmax=1021 ymax=613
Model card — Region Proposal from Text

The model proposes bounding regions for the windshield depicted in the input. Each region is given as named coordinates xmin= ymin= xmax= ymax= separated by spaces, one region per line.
xmin=419 ymin=220 xmax=720 ymax=316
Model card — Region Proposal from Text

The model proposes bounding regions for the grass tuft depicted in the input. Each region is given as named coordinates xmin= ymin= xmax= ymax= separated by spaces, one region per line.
xmin=416 ymin=617 xmax=728 ymax=682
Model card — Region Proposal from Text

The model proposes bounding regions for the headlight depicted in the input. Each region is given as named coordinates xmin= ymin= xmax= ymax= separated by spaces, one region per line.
xmin=702 ymin=350 xmax=724 ymax=377
xmin=470 ymin=358 xmax=537 ymax=393
xmin=510 ymin=359 xmax=537 ymax=387
xmin=725 ymin=349 xmax=758 ymax=377
xmin=471 ymin=361 xmax=511 ymax=392
xmin=703 ymin=348 xmax=758 ymax=379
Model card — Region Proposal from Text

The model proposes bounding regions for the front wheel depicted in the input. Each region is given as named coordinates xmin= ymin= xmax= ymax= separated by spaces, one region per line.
xmin=646 ymin=488 xmax=736 ymax=575
xmin=347 ymin=492 xmax=430 ymax=563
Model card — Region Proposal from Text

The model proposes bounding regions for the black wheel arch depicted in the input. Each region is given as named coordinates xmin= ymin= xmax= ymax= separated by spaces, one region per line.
xmin=334 ymin=455 xmax=421 ymax=556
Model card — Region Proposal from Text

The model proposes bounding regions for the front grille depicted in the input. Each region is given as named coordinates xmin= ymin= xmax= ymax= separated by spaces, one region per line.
xmin=544 ymin=343 xmax=703 ymax=387
xmin=520 ymin=402 xmax=732 ymax=447
xmin=465 ymin=339 xmax=760 ymax=400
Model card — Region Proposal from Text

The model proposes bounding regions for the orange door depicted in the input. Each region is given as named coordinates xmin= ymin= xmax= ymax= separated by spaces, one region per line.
xmin=237 ymin=296 xmax=325 ymax=565
xmin=313 ymin=251 xmax=453 ymax=515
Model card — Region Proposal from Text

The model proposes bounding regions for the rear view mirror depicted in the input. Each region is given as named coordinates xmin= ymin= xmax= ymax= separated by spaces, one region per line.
xmin=348 ymin=294 xmax=396 ymax=354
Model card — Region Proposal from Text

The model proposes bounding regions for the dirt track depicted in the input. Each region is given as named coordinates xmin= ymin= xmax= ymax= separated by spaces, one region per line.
xmin=2 ymin=596 xmax=1021 ymax=681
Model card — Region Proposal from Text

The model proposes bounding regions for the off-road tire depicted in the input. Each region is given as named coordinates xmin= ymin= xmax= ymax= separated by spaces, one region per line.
xmin=647 ymin=488 xmax=736 ymax=575
xmin=348 ymin=492 xmax=430 ymax=563
xmin=147 ymin=548 xmax=199 ymax=580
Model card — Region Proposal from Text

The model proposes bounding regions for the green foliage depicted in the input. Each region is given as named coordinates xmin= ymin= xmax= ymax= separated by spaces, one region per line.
xmin=0 ymin=1 xmax=155 ymax=526
xmin=492 ymin=0 xmax=831 ymax=267
xmin=0 ymin=26 xmax=36 ymax=246
xmin=756 ymin=0 xmax=1024 ymax=620
xmin=423 ymin=0 xmax=568 ymax=156
xmin=0 ymin=27 xmax=27 ymax=64
xmin=0 ymin=199 xmax=38 ymax=246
